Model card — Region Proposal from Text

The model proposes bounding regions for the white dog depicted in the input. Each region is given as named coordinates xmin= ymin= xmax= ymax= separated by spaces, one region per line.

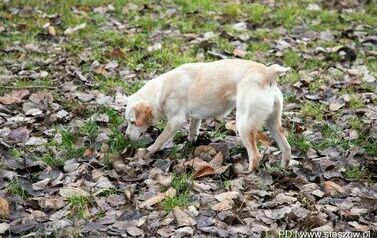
xmin=124 ymin=59 xmax=291 ymax=172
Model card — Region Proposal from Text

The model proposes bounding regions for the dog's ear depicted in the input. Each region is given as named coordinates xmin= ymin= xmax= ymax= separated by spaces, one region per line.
xmin=134 ymin=102 xmax=153 ymax=127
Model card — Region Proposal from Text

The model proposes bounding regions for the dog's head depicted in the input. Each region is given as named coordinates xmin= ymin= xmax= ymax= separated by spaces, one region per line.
xmin=125 ymin=97 xmax=153 ymax=141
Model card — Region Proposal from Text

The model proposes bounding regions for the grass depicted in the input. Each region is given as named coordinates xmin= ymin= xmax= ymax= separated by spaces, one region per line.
xmin=313 ymin=124 xmax=349 ymax=150
xmin=9 ymin=148 xmax=22 ymax=158
xmin=344 ymin=166 xmax=365 ymax=181
xmin=281 ymin=71 xmax=300 ymax=85
xmin=80 ymin=119 xmax=99 ymax=140
xmin=96 ymin=188 xmax=119 ymax=197
xmin=348 ymin=117 xmax=363 ymax=131
xmin=1 ymin=0 xmax=376 ymax=221
xmin=209 ymin=128 xmax=227 ymax=141
xmin=301 ymin=101 xmax=325 ymax=121
xmin=247 ymin=4 xmax=268 ymax=24
xmin=223 ymin=3 xmax=242 ymax=18
xmin=40 ymin=152 xmax=65 ymax=167
xmin=363 ymin=137 xmax=377 ymax=157
xmin=6 ymin=179 xmax=28 ymax=198
xmin=349 ymin=95 xmax=363 ymax=109
xmin=57 ymin=127 xmax=85 ymax=160
xmin=68 ymin=195 xmax=90 ymax=218
xmin=107 ymin=129 xmax=147 ymax=153
xmin=283 ymin=50 xmax=300 ymax=68
xmin=274 ymin=6 xmax=302 ymax=28
xmin=161 ymin=174 xmax=192 ymax=211
xmin=103 ymin=107 xmax=123 ymax=127
xmin=288 ymin=127 xmax=311 ymax=154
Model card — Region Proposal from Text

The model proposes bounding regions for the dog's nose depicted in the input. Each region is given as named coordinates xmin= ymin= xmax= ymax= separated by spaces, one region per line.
xmin=124 ymin=134 xmax=130 ymax=140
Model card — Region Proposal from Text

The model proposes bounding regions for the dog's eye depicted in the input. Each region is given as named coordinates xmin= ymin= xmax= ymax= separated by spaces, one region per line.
xmin=129 ymin=121 xmax=135 ymax=125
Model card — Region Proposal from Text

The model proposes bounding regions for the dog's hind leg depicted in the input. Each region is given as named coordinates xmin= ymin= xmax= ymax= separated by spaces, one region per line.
xmin=237 ymin=122 xmax=261 ymax=172
xmin=188 ymin=118 xmax=201 ymax=142
xmin=266 ymin=100 xmax=291 ymax=169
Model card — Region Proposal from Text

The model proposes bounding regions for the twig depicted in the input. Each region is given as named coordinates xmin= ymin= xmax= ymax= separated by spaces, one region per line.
xmin=0 ymin=85 xmax=57 ymax=90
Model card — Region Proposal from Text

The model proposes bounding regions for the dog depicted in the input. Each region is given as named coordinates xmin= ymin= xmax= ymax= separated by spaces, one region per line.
xmin=124 ymin=59 xmax=291 ymax=172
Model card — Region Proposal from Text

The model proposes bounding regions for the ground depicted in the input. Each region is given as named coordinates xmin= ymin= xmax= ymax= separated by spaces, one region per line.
xmin=0 ymin=0 xmax=376 ymax=237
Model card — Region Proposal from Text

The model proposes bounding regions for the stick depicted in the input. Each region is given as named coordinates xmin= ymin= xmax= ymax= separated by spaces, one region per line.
xmin=1 ymin=85 xmax=57 ymax=90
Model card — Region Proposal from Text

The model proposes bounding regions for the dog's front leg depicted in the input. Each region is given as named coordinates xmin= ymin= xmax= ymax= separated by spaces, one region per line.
xmin=143 ymin=119 xmax=184 ymax=158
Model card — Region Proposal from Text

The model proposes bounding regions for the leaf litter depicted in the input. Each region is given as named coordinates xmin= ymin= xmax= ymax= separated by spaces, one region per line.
xmin=0 ymin=0 xmax=376 ymax=237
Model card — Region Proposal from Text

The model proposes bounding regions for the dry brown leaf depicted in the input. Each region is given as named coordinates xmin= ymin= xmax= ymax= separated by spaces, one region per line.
xmin=194 ymin=165 xmax=215 ymax=178
xmin=173 ymin=207 xmax=196 ymax=227
xmin=108 ymin=47 xmax=124 ymax=58
xmin=211 ymin=199 xmax=234 ymax=211
xmin=83 ymin=148 xmax=95 ymax=158
xmin=0 ymin=89 xmax=29 ymax=105
xmin=324 ymin=181 xmax=345 ymax=197
xmin=139 ymin=187 xmax=176 ymax=208
xmin=0 ymin=198 xmax=9 ymax=219
xmin=59 ymin=187 xmax=90 ymax=198
xmin=233 ymin=48 xmax=247 ymax=58
xmin=94 ymin=65 xmax=111 ymax=77
xmin=215 ymin=191 xmax=239 ymax=202
xmin=225 ymin=120 xmax=238 ymax=134
xmin=48 ymin=26 xmax=56 ymax=36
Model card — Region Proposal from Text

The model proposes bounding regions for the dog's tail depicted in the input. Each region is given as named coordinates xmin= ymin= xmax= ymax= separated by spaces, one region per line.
xmin=268 ymin=64 xmax=290 ymax=79
xmin=261 ymin=64 xmax=290 ymax=87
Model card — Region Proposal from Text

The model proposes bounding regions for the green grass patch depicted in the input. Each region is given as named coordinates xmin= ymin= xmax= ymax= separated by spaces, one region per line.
xmin=281 ymin=71 xmax=300 ymax=85
xmin=58 ymin=127 xmax=85 ymax=160
xmin=40 ymin=151 xmax=65 ymax=167
xmin=209 ymin=129 xmax=227 ymax=141
xmin=363 ymin=137 xmax=377 ymax=157
xmin=103 ymin=107 xmax=123 ymax=127
xmin=80 ymin=119 xmax=99 ymax=140
xmin=68 ymin=195 xmax=89 ymax=218
xmin=96 ymin=188 xmax=119 ymax=197
xmin=247 ymin=42 xmax=270 ymax=53
xmin=161 ymin=174 xmax=192 ymax=211
xmin=6 ymin=179 xmax=28 ymax=198
xmin=107 ymin=130 xmax=147 ymax=153
xmin=283 ymin=50 xmax=300 ymax=68
xmin=313 ymin=124 xmax=349 ymax=150
xmin=247 ymin=3 xmax=268 ymax=24
xmin=349 ymin=95 xmax=363 ymax=109
xmin=288 ymin=129 xmax=311 ymax=154
xmin=367 ymin=57 xmax=377 ymax=75
xmin=222 ymin=3 xmax=242 ymax=18
xmin=274 ymin=6 xmax=302 ymax=28
xmin=175 ymin=0 xmax=216 ymax=13
xmin=344 ymin=166 xmax=365 ymax=180
xmin=301 ymin=101 xmax=325 ymax=121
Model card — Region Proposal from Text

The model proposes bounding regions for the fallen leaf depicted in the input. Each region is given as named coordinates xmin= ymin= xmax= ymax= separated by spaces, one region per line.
xmin=324 ymin=181 xmax=345 ymax=197
xmin=215 ymin=191 xmax=239 ymax=202
xmin=173 ymin=207 xmax=196 ymax=227
xmin=225 ymin=120 xmax=238 ymax=134
xmin=126 ymin=226 xmax=145 ymax=237
xmin=59 ymin=187 xmax=90 ymax=198
xmin=194 ymin=165 xmax=215 ymax=178
xmin=0 ymin=89 xmax=29 ymax=105
xmin=0 ymin=198 xmax=9 ymax=219
xmin=8 ymin=127 xmax=30 ymax=143
xmin=139 ymin=187 xmax=176 ymax=208
xmin=233 ymin=48 xmax=247 ymax=58
xmin=32 ymin=178 xmax=50 ymax=191
xmin=48 ymin=26 xmax=56 ymax=36
xmin=25 ymin=137 xmax=47 ymax=146
xmin=64 ymin=22 xmax=86 ymax=35
xmin=211 ymin=199 xmax=234 ymax=211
